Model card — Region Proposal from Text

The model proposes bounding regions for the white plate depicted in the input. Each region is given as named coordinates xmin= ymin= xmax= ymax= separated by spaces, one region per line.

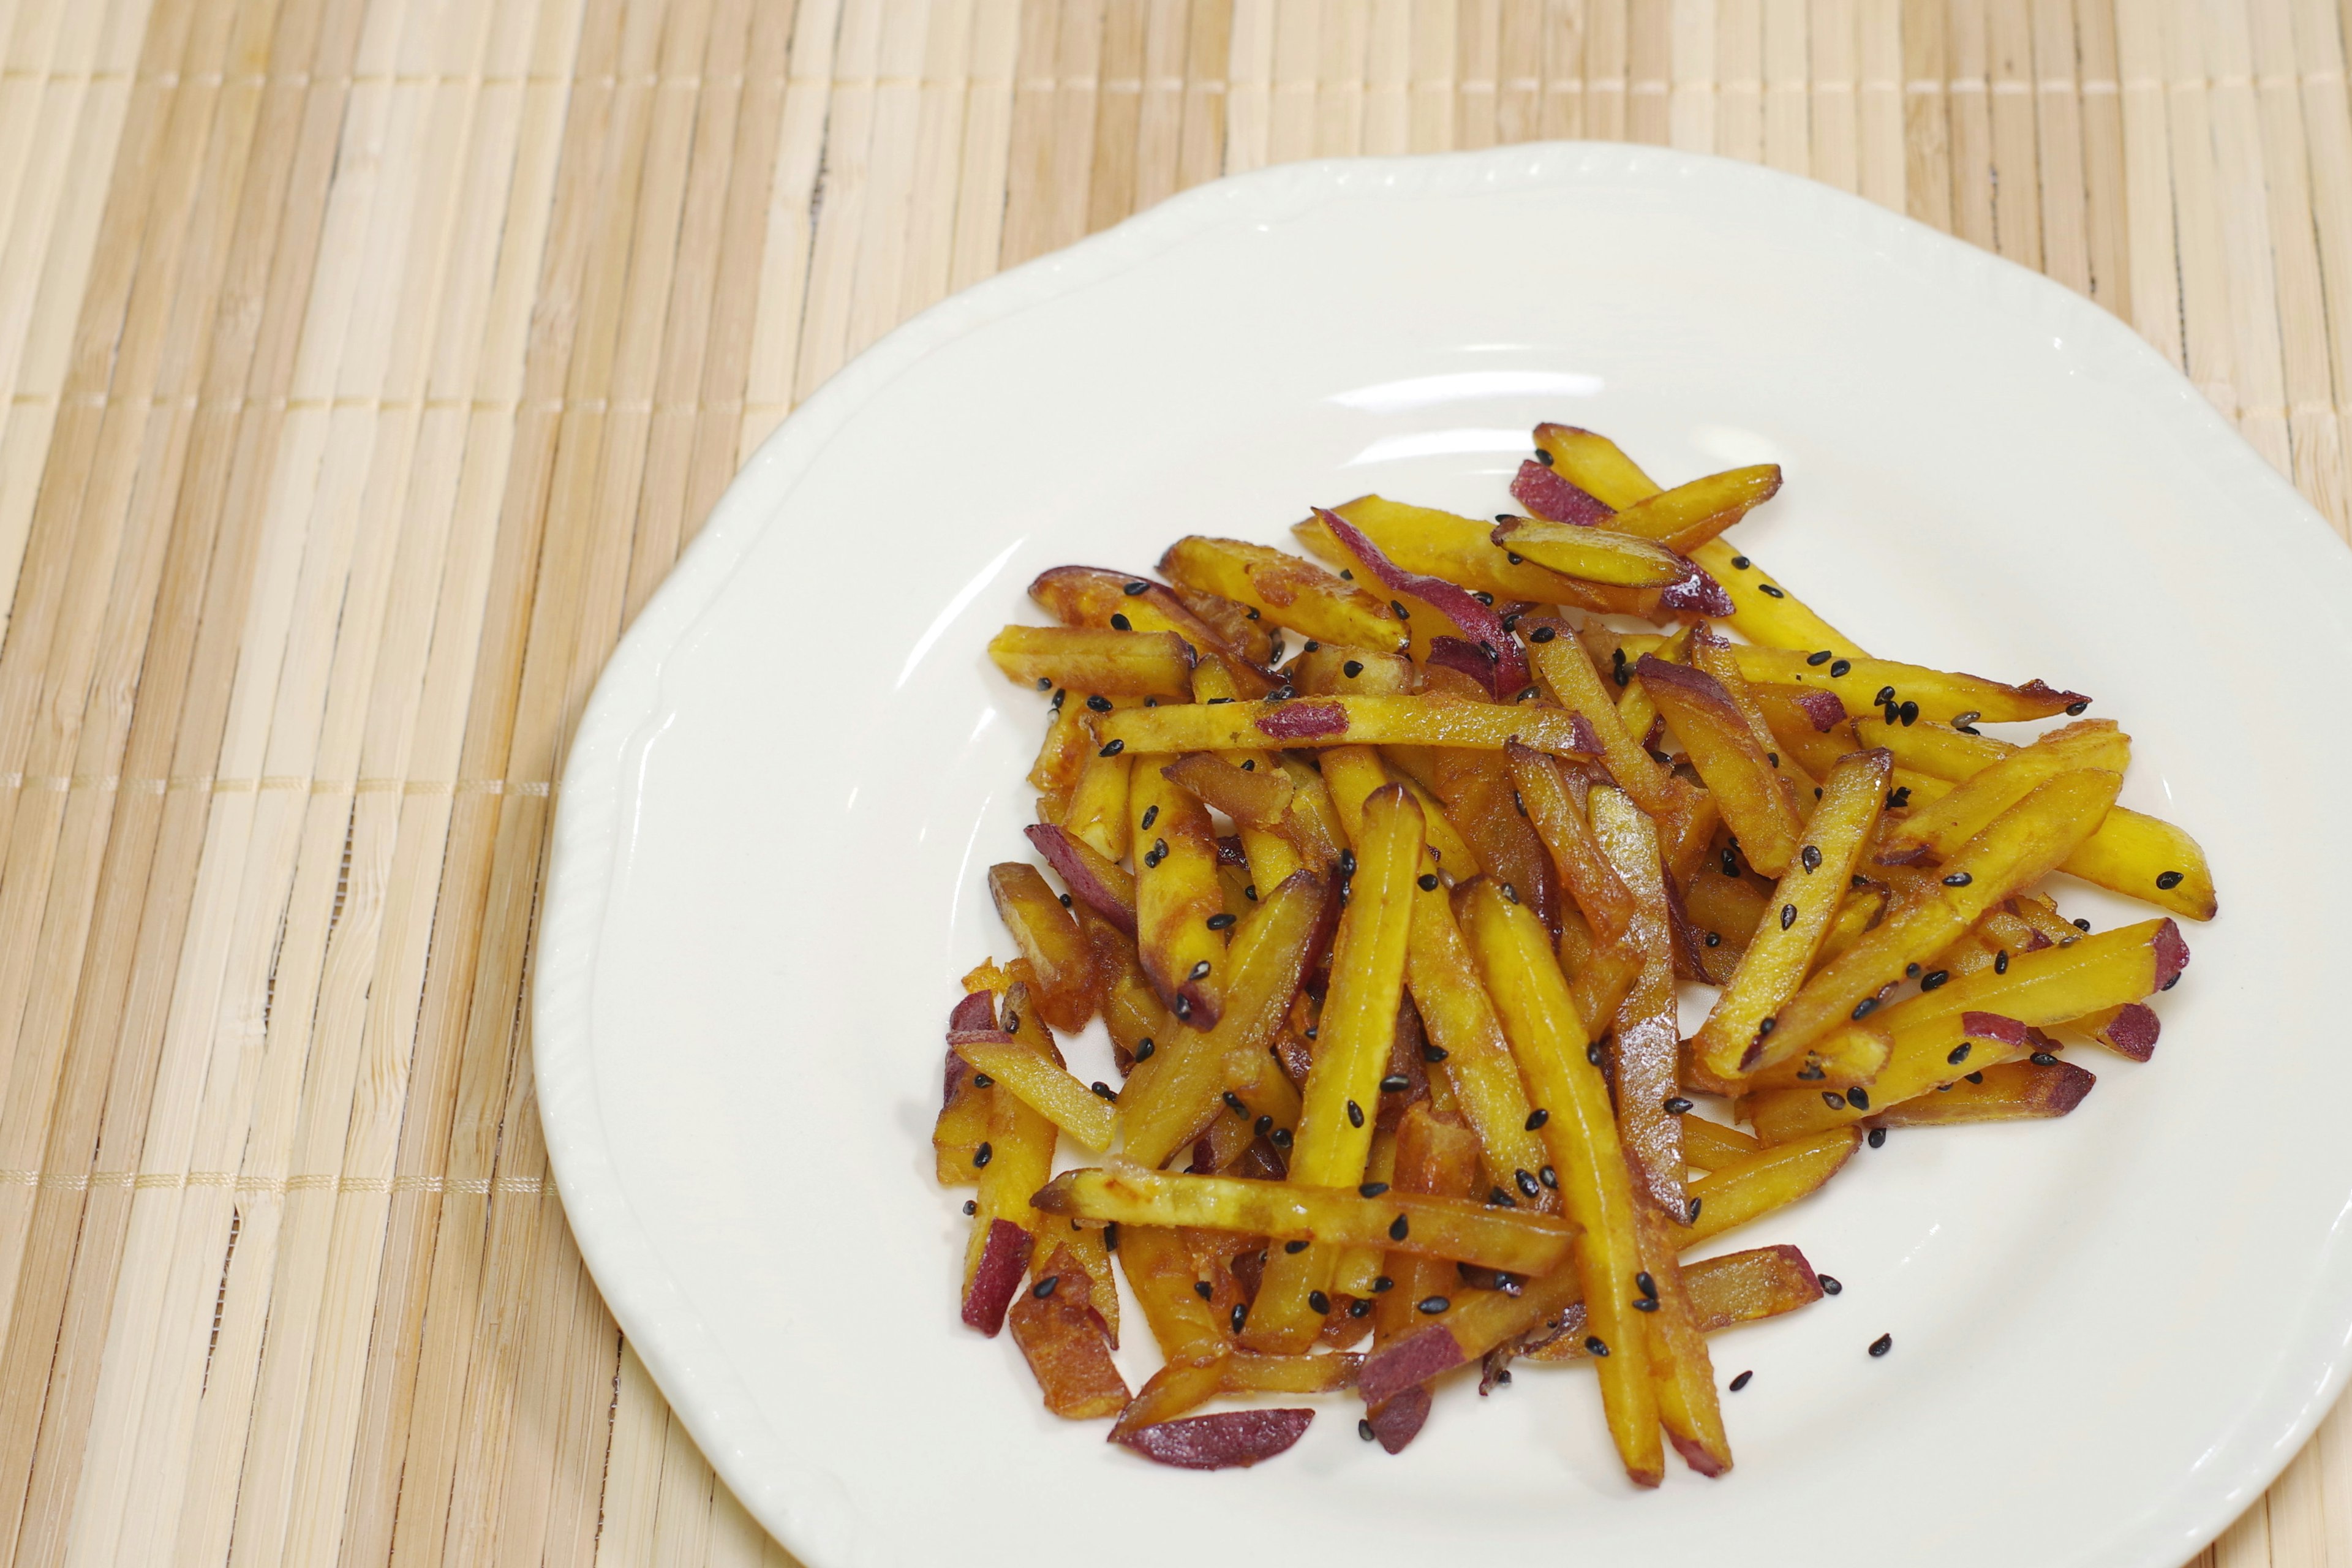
xmin=536 ymin=144 xmax=2352 ymax=1568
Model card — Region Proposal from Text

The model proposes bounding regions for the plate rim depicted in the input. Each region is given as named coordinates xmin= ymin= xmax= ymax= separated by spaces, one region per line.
xmin=535 ymin=138 xmax=2340 ymax=1568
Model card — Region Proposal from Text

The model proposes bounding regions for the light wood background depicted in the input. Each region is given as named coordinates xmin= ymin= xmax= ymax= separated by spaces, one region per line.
xmin=0 ymin=0 xmax=2335 ymax=1564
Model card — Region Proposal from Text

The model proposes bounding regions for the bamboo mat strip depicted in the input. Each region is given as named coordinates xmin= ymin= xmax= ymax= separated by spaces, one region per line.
xmin=0 ymin=4 xmax=2339 ymax=1567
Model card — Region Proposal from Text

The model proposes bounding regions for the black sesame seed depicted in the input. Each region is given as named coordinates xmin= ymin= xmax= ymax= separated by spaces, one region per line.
xmin=1036 ymin=676 xmax=1052 ymax=690
xmin=1516 ymin=1169 xmax=1542 ymax=1198
xmin=963 ymin=1199 xmax=978 ymax=1215
xmin=1539 ymin=1166 xmax=1558 ymax=1189
xmin=1134 ymin=1038 xmax=1155 ymax=1060
xmin=1423 ymin=1044 xmax=1449 ymax=1063
xmin=1343 ymin=660 xmax=1365 ymax=678
xmin=1109 ymin=613 xmax=1132 ymax=631
xmin=1721 ymin=848 xmax=1740 ymax=878
xmin=1379 ymin=1074 xmax=1409 ymax=1093
xmin=1347 ymin=1099 xmax=1365 ymax=1128
xmin=1731 ymin=556 xmax=1751 ymax=569
xmin=1822 ymin=1089 xmax=1848 ymax=1109
xmin=1965 ymin=1071 xmax=1984 ymax=1084
xmin=1418 ymin=1295 xmax=1450 ymax=1314
xmin=1899 ymin=700 xmax=1920 ymax=726
xmin=1271 ymin=1127 xmax=1292 ymax=1149
xmin=1994 ymin=949 xmax=2009 ymax=974
xmin=1474 ymin=592 xmax=1495 ymax=606
xmin=1092 ymin=1080 xmax=1118 ymax=1101
xmin=1781 ymin=903 xmax=1798 ymax=931
xmin=1767 ymin=752 xmax=1780 ymax=767
xmin=971 ymin=1072 xmax=994 ymax=1088
xmin=1888 ymin=786 xmax=1912 ymax=809
xmin=1852 ymin=997 xmax=1879 ymax=1020
xmin=1207 ymin=912 xmax=1237 ymax=930
xmin=1729 ymin=1370 xmax=1753 ymax=1392
xmin=2030 ymin=1051 xmax=2059 ymax=1066
xmin=1502 ymin=883 xmax=1519 ymax=903
xmin=1757 ymin=1017 xmax=1776 ymax=1038
xmin=1359 ymin=1418 xmax=1376 ymax=1441
xmin=1869 ymin=1333 xmax=1893 ymax=1357
xmin=1351 ymin=1297 xmax=1373 ymax=1317
xmin=1300 ymin=639 xmax=1319 ymax=653
xmin=1802 ymin=845 xmax=1822 ymax=873
xmin=1139 ymin=801 xmax=1158 ymax=827
xmin=1372 ymin=1275 xmax=1395 ymax=1293
xmin=1920 ymin=970 xmax=1948 ymax=990
xmin=1098 ymin=739 xmax=1125 ymax=757
xmin=1243 ymin=885 xmax=1258 ymax=901
xmin=1189 ymin=959 xmax=1212 ymax=981
xmin=1417 ymin=873 xmax=1439 ymax=892
xmin=2074 ymin=917 xmax=2092 ymax=931
xmin=1941 ymin=872 xmax=1972 ymax=886
xmin=1874 ymin=685 xmax=1896 ymax=707
xmin=1390 ymin=600 xmax=1410 ymax=620
xmin=1525 ymin=1108 xmax=1550 ymax=1131
xmin=1390 ymin=1215 xmax=1410 ymax=1240
xmin=1232 ymin=1303 xmax=1249 ymax=1332
xmin=1308 ymin=1291 xmax=1331 ymax=1314
xmin=1819 ymin=1273 xmax=1842 ymax=1295
xmin=1807 ymin=650 xmax=1833 ymax=666
xmin=1845 ymin=1085 xmax=1870 ymax=1110
xmin=1664 ymin=1096 xmax=1694 ymax=1115
xmin=973 ymin=1142 xmax=993 ymax=1167
xmin=1254 ymin=1114 xmax=1272 ymax=1134
xmin=1223 ymin=1091 xmax=1247 ymax=1114
xmin=1586 ymin=1336 xmax=1610 ymax=1355
xmin=1759 ymin=584 xmax=1786 ymax=599
xmin=1360 ymin=1182 xmax=1391 ymax=1198
xmin=2066 ymin=701 xmax=2089 ymax=716
xmin=1507 ymin=552 xmax=1525 ymax=565
xmin=1587 ymin=1041 xmax=1605 ymax=1065
xmin=1868 ymin=1127 xmax=1887 ymax=1148
xmin=1058 ymin=893 xmax=1072 ymax=908
xmin=1338 ymin=849 xmax=1357 ymax=877
xmin=1948 ymin=1042 xmax=1972 ymax=1065
xmin=1339 ymin=568 xmax=1353 ymax=579
xmin=2163 ymin=974 xmax=2180 ymax=990
xmin=2156 ymin=870 xmax=2184 ymax=890
xmin=1530 ymin=625 xmax=1557 ymax=643
xmin=1706 ymin=931 xmax=1721 ymax=946
xmin=1633 ymin=1297 xmax=1660 ymax=1312
xmin=1517 ymin=686 xmax=1540 ymax=702
xmin=1687 ymin=1197 xmax=1703 ymax=1223
xmin=1086 ymin=694 xmax=1112 ymax=713
xmin=1830 ymin=659 xmax=1852 ymax=677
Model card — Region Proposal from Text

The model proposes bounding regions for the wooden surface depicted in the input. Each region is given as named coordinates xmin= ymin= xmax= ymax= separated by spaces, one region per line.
xmin=0 ymin=0 xmax=2337 ymax=1564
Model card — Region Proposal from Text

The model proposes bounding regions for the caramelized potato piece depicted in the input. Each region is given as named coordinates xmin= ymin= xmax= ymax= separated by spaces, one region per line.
xmin=1061 ymin=746 xmax=1133 ymax=861
xmin=1865 ymin=916 xmax=2185 ymax=1039
xmin=1009 ymin=1245 xmax=1131 ymax=1417
xmin=1681 ymin=1116 xmax=1762 ymax=1173
xmin=935 ymin=989 xmax=999 ymax=1182
xmin=1587 ymin=788 xmax=1689 ymax=1219
xmin=1637 ymin=656 xmax=1804 ymax=876
xmin=1526 ymin=624 xmax=1686 ymax=818
xmin=1686 ymin=539 xmax=1869 ymax=659
xmin=1747 ymin=1012 xmax=2034 ymax=1142
xmin=1160 ymin=535 xmax=1405 ymax=651
xmin=1487 ymin=514 xmax=1694 ymax=587
xmin=1691 ymin=749 xmax=1893 ymax=1078
xmin=962 ymin=991 xmax=1061 ymax=1333
xmin=1128 ymin=763 xmax=1227 ymax=1027
xmin=1507 ymin=741 xmax=1637 ymax=943
xmin=1302 ymin=496 xmax=1608 ymax=606
xmin=1118 ymin=869 xmax=1329 ymax=1168
xmin=1248 ymin=786 xmax=1425 ymax=1353
xmin=987 ymin=863 xmax=1098 ymax=1033
xmin=1314 ymin=508 xmax=1533 ymax=693
xmin=1870 ymin=1057 xmax=2098 ymax=1126
xmin=1878 ymin=719 xmax=2128 ymax=865
xmin=1289 ymin=642 xmax=1417 ymax=696
xmin=1635 ymin=1203 xmax=1732 ymax=1476
xmin=1366 ymin=1105 xmax=1485 ymax=1450
xmin=1033 ymin=1164 xmax=1580 ymax=1276
xmin=1161 ymin=751 xmax=1296 ymax=829
xmin=1167 ymin=582 xmax=1278 ymax=666
xmin=1457 ymin=874 xmax=1666 ymax=1486
xmin=1681 ymin=1127 xmax=1863 ymax=1246
xmin=1113 ymin=1409 xmax=1316 ymax=1469
xmin=1599 ymin=464 xmax=1783 ymax=553
xmin=1760 ymin=770 xmax=2124 ymax=1060
xmin=1700 ymin=1021 xmax=1891 ymax=1098
xmin=1095 ymin=693 xmax=1602 ymax=756
xmin=1025 ymin=823 xmax=1136 ymax=933
xmin=988 ymin=625 xmax=1197 ymax=699
xmin=1030 ymin=565 xmax=1272 ymax=692
xmin=1519 ymin=1245 xmax=1824 ymax=1364
xmin=1732 ymin=647 xmax=2087 ymax=725
xmin=1118 ymin=1223 xmax=1231 ymax=1365
xmin=1682 ymin=867 xmax=1768 ymax=967
xmin=951 ymin=1029 xmax=1120 ymax=1150
xmin=1030 ymin=695 xmax=1093 ymax=796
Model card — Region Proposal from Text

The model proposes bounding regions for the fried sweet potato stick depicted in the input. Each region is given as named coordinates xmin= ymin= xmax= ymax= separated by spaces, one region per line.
xmin=988 ymin=625 xmax=1198 ymax=699
xmin=1365 ymin=1104 xmax=1486 ymax=1450
xmin=1118 ymin=870 xmax=1329 ymax=1167
xmin=988 ymin=862 xmax=1099 ymax=1033
xmin=1638 ymin=655 xmax=1806 ymax=875
xmin=1691 ymin=750 xmax=1893 ymax=1079
xmin=1457 ymin=875 xmax=1665 ymax=1488
xmin=1877 ymin=719 xmax=2129 ymax=864
xmin=1506 ymin=742 xmax=1637 ymax=943
xmin=1248 ymin=786 xmax=1425 ymax=1352
xmin=1035 ymin=1164 xmax=1579 ymax=1275
xmin=1009 ymin=1245 xmax=1131 ymax=1417
xmin=1519 ymin=1245 xmax=1824 ymax=1364
xmin=1680 ymin=1127 xmax=1863 ymax=1247
xmin=1485 ymin=515 xmax=1695 ymax=587
xmin=1318 ymin=748 xmax=1552 ymax=1205
xmin=1869 ymin=1057 xmax=2098 ymax=1126
xmin=962 ymin=990 xmax=1061 ymax=1333
xmin=1161 ymin=535 xmax=1406 ymax=650
xmin=1128 ymin=761 xmax=1228 ymax=1027
xmin=1746 ymin=1012 xmax=2034 ymax=1142
xmin=1096 ymin=694 xmax=1602 ymax=757
xmin=1586 ymin=787 xmax=1688 ymax=1219
xmin=1030 ymin=566 xmax=1273 ymax=693
xmin=1635 ymin=1203 xmax=1732 ymax=1476
xmin=1758 ymin=769 xmax=2124 ymax=1060
xmin=1852 ymin=916 xmax=2185 ymax=1042
xmin=1301 ymin=496 xmax=1615 ymax=606
xmin=951 ymin=1029 xmax=1120 ymax=1150
xmin=1526 ymin=625 xmax=1686 ymax=818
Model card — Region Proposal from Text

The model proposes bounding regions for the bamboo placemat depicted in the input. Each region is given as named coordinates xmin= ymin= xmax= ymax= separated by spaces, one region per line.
xmin=0 ymin=1 xmax=2335 ymax=1564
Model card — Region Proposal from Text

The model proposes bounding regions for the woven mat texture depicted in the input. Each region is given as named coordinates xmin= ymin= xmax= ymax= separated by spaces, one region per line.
xmin=0 ymin=0 xmax=2335 ymax=1564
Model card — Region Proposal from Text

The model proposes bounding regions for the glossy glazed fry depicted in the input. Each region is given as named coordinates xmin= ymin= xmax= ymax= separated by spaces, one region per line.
xmin=1681 ymin=1128 xmax=1863 ymax=1247
xmin=1878 ymin=720 xmax=2129 ymax=864
xmin=1760 ymin=770 xmax=2124 ymax=1060
xmin=1869 ymin=1058 xmax=2098 ymax=1126
xmin=1586 ymin=788 xmax=1688 ymax=1218
xmin=952 ymin=1030 xmax=1119 ymax=1150
xmin=1167 ymin=582 xmax=1278 ymax=666
xmin=1160 ymin=535 xmax=1406 ymax=650
xmin=1850 ymin=714 xmax=2214 ymax=919
xmin=1681 ymin=1117 xmax=1762 ymax=1172
xmin=1733 ymin=647 xmax=2087 ymax=725
xmin=935 ymin=989 xmax=998 ymax=1183
xmin=1301 ymin=496 xmax=1607 ymax=605
xmin=1600 ymin=464 xmax=1783 ymax=552
xmin=1250 ymin=786 xmax=1425 ymax=1352
xmin=1289 ymin=643 xmax=1417 ymax=696
xmin=1682 ymin=867 xmax=1768 ymax=962
xmin=1420 ymin=723 xmax=1556 ymax=929
xmin=1356 ymin=1264 xmax=1591 ymax=1407
xmin=1118 ymin=870 xmax=1329 ymax=1168
xmin=1692 ymin=750 xmax=1893 ymax=1077
xmin=1027 ymin=823 xmax=1137 ymax=932
xmin=1161 ymin=751 xmax=1296 ymax=829
xmin=1315 ymin=508 xmax=1534 ymax=692
xmin=1061 ymin=746 xmax=1133 ymax=861
xmin=1368 ymin=1106 xmax=1485 ymax=1447
xmin=1487 ymin=514 xmax=1694 ymax=587
xmin=1697 ymin=1022 xmax=1891 ymax=1098
xmin=1519 ymin=1245 xmax=1824 ymax=1363
xmin=1188 ymin=656 xmax=1309 ymax=888
xmin=962 ymin=1001 xmax=1061 ymax=1332
xmin=988 ymin=625 xmax=1198 ymax=699
xmin=1636 ymin=1205 xmax=1730 ymax=1475
xmin=1506 ymin=741 xmax=1637 ymax=941
xmin=1687 ymin=622 xmax=1801 ymax=780
xmin=1686 ymin=538 xmax=1869 ymax=659
xmin=1009 ymin=1246 xmax=1131 ymax=1417
xmin=1096 ymin=694 xmax=1601 ymax=757
xmin=1747 ymin=1011 xmax=2034 ymax=1142
xmin=1863 ymin=917 xmax=2185 ymax=1041
xmin=1637 ymin=655 xmax=1804 ymax=875
xmin=1526 ymin=625 xmax=1685 ymax=817
xmin=1128 ymin=763 xmax=1227 ymax=1027
xmin=987 ymin=862 xmax=1099 ymax=1033
xmin=1030 ymin=696 xmax=1093 ymax=797
xmin=1457 ymin=875 xmax=1665 ymax=1488
xmin=1030 ymin=565 xmax=1273 ymax=690
xmin=1033 ymin=1164 xmax=1580 ymax=1275
xmin=1318 ymin=748 xmax=1552 ymax=1201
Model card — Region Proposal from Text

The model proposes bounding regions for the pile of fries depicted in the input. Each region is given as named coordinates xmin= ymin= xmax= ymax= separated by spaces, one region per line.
xmin=934 ymin=423 xmax=2211 ymax=1482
